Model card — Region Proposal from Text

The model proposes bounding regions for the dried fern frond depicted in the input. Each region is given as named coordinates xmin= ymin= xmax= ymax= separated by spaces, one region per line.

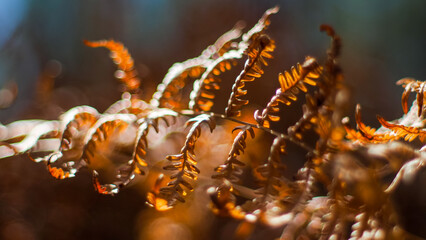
xmin=396 ymin=78 xmax=426 ymax=116
xmin=201 ymin=22 xmax=245 ymax=60
xmin=152 ymin=6 xmax=278 ymax=113
xmin=212 ymin=125 xmax=254 ymax=186
xmin=44 ymin=106 xmax=100 ymax=179
xmin=11 ymin=121 xmax=60 ymax=157
xmin=189 ymin=50 xmax=242 ymax=112
xmin=320 ymin=24 xmax=342 ymax=74
xmin=84 ymin=39 xmax=141 ymax=95
xmin=132 ymin=109 xmax=178 ymax=175
xmin=1 ymin=107 xmax=100 ymax=178
xmin=0 ymin=120 xmax=44 ymax=143
xmin=151 ymin=56 xmax=210 ymax=110
xmin=254 ymin=137 xmax=287 ymax=204
xmin=150 ymin=24 xmax=244 ymax=110
xmin=241 ymin=6 xmax=279 ymax=45
xmin=287 ymin=94 xmax=319 ymax=140
xmin=104 ymin=95 xmax=152 ymax=117
xmin=226 ymin=35 xmax=276 ymax=117
xmin=221 ymin=7 xmax=279 ymax=118
xmin=317 ymin=24 xmax=344 ymax=112
xmin=319 ymin=24 xmax=344 ymax=110
xmin=82 ymin=114 xmax=137 ymax=195
xmin=59 ymin=106 xmax=100 ymax=150
xmin=254 ymin=56 xmax=322 ymax=127
xmin=343 ymin=105 xmax=397 ymax=144
xmin=0 ymin=120 xmax=59 ymax=159
xmin=377 ymin=115 xmax=426 ymax=142
xmin=285 ymin=27 xmax=342 ymax=142
xmin=158 ymin=114 xmax=215 ymax=207
xmin=2 ymin=7 xmax=425 ymax=239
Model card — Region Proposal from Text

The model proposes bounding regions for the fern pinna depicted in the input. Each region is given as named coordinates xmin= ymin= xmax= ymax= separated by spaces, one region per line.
xmin=1 ymin=6 xmax=426 ymax=240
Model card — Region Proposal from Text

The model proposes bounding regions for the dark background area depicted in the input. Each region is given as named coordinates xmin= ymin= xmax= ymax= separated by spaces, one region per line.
xmin=0 ymin=0 xmax=426 ymax=239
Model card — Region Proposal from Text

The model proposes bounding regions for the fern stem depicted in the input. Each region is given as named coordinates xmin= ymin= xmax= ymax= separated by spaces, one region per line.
xmin=178 ymin=110 xmax=316 ymax=154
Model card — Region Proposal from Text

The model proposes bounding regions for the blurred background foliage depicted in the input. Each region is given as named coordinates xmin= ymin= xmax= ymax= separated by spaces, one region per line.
xmin=0 ymin=0 xmax=425 ymax=239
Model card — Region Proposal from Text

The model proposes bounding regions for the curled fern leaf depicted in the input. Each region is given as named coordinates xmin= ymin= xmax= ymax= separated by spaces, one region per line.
xmin=14 ymin=121 xmax=60 ymax=156
xmin=189 ymin=50 xmax=242 ymax=112
xmin=254 ymin=56 xmax=322 ymax=127
xmin=287 ymin=94 xmax=318 ymax=140
xmin=84 ymin=39 xmax=141 ymax=95
xmin=132 ymin=109 xmax=178 ymax=175
xmin=159 ymin=114 xmax=215 ymax=207
xmin=318 ymin=24 xmax=344 ymax=109
xmin=254 ymin=137 xmax=287 ymax=204
xmin=226 ymin=35 xmax=276 ymax=117
xmin=223 ymin=7 xmax=279 ymax=118
xmin=396 ymin=78 xmax=426 ymax=116
xmin=0 ymin=120 xmax=44 ymax=143
xmin=377 ymin=115 xmax=426 ymax=142
xmin=151 ymin=24 xmax=244 ymax=110
xmin=320 ymin=24 xmax=342 ymax=71
xmin=201 ymin=22 xmax=245 ymax=60
xmin=82 ymin=114 xmax=137 ymax=195
xmin=45 ymin=106 xmax=99 ymax=179
xmin=151 ymin=58 xmax=208 ymax=110
xmin=0 ymin=120 xmax=59 ymax=158
xmin=104 ymin=96 xmax=152 ymax=117
xmin=212 ymin=125 xmax=254 ymax=185
xmin=59 ymin=106 xmax=100 ymax=150
xmin=241 ymin=6 xmax=279 ymax=45
xmin=342 ymin=105 xmax=397 ymax=144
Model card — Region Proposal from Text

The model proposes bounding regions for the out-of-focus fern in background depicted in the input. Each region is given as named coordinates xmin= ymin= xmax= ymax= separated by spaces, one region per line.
xmin=0 ymin=1 xmax=426 ymax=240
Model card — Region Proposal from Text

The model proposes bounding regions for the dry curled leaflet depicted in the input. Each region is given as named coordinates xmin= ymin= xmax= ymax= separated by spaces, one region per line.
xmin=377 ymin=115 xmax=426 ymax=142
xmin=255 ymin=56 xmax=322 ymax=128
xmin=151 ymin=24 xmax=244 ymax=110
xmin=226 ymin=35 xmax=276 ymax=117
xmin=84 ymin=40 xmax=141 ymax=94
xmin=254 ymin=137 xmax=287 ymax=203
xmin=189 ymin=50 xmax=241 ymax=112
xmin=342 ymin=104 xmax=398 ymax=144
xmin=1 ymin=6 xmax=425 ymax=240
xmin=212 ymin=125 xmax=255 ymax=185
xmin=158 ymin=114 xmax=215 ymax=207
xmin=132 ymin=109 xmax=178 ymax=175
xmin=397 ymin=78 xmax=426 ymax=116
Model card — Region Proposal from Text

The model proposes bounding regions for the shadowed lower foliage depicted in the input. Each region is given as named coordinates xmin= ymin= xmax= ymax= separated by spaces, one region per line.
xmin=1 ymin=6 xmax=426 ymax=240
